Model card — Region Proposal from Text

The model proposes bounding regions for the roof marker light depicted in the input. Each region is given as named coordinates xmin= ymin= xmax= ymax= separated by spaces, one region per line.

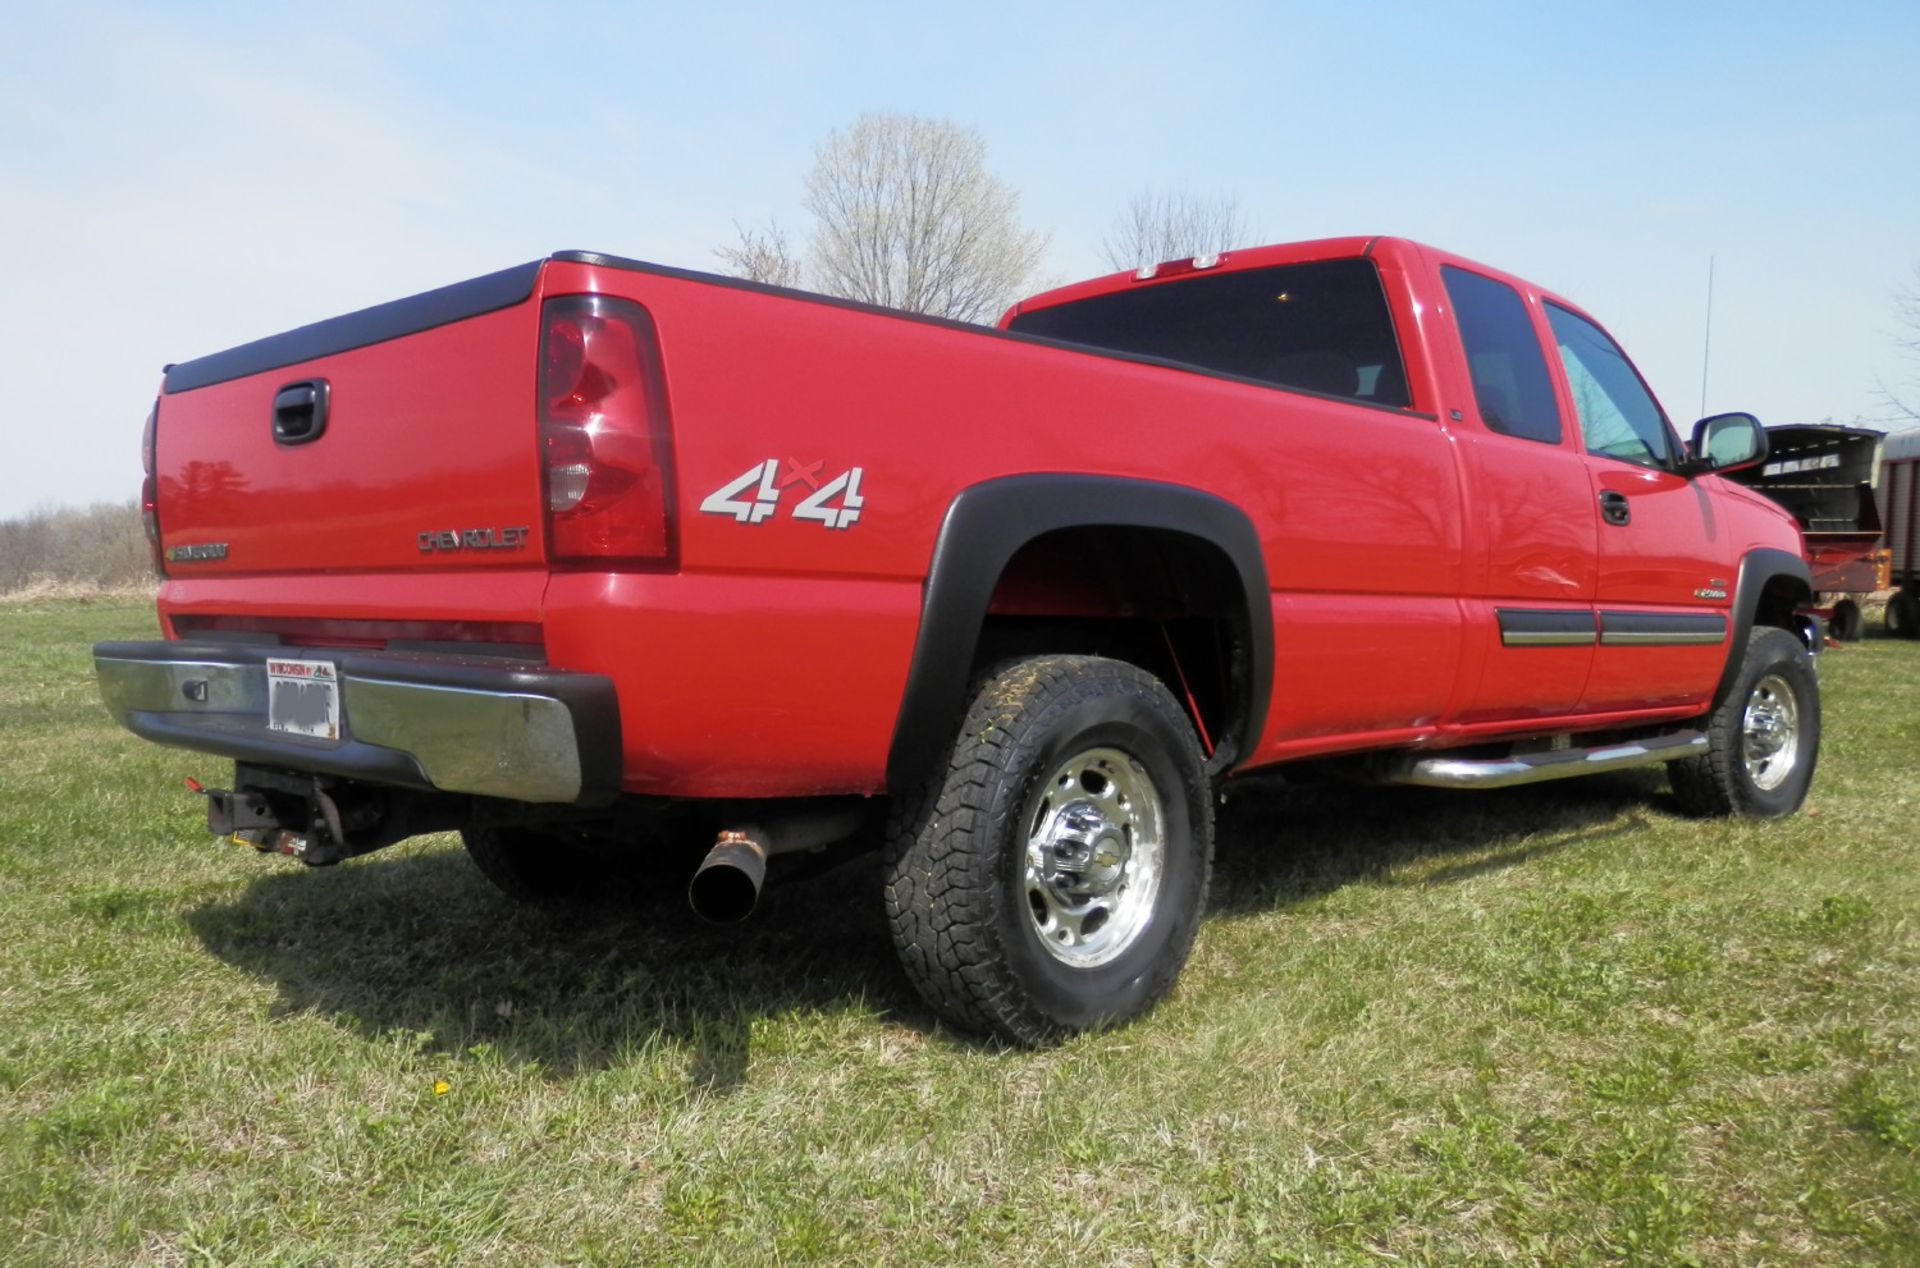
xmin=1132 ymin=254 xmax=1225 ymax=284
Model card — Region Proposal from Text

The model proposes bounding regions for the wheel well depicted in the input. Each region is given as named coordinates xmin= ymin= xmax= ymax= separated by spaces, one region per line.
xmin=884 ymin=473 xmax=1272 ymax=793
xmin=1753 ymin=573 xmax=1813 ymax=630
xmin=975 ymin=526 xmax=1252 ymax=765
xmin=1712 ymin=550 xmax=1818 ymax=708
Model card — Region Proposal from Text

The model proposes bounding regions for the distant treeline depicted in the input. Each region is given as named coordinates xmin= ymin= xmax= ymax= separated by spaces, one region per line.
xmin=0 ymin=501 xmax=152 ymax=596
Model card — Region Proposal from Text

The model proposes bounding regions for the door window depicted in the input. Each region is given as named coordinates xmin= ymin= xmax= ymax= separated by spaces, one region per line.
xmin=1545 ymin=303 xmax=1675 ymax=468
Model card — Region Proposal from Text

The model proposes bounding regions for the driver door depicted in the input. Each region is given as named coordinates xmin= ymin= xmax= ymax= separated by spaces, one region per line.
xmin=1545 ymin=303 xmax=1731 ymax=713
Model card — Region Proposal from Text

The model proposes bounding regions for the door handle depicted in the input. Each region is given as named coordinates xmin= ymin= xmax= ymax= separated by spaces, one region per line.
xmin=1599 ymin=489 xmax=1631 ymax=526
xmin=272 ymin=379 xmax=330 ymax=445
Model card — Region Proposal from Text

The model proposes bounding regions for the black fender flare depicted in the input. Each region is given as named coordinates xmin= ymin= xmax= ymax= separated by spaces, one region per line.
xmin=884 ymin=473 xmax=1272 ymax=792
xmin=1712 ymin=547 xmax=1815 ymax=709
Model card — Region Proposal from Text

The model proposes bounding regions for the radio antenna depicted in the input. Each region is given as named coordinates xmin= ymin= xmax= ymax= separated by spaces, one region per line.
xmin=1699 ymin=255 xmax=1715 ymax=417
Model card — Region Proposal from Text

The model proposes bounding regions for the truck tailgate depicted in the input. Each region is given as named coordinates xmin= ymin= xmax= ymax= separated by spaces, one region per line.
xmin=154 ymin=264 xmax=547 ymax=576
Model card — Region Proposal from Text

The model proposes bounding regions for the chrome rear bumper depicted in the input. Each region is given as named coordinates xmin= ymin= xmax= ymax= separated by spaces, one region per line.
xmin=93 ymin=640 xmax=621 ymax=805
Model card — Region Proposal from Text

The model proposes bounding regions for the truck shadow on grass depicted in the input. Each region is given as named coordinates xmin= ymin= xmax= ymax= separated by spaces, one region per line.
xmin=185 ymin=771 xmax=1669 ymax=1083
xmin=185 ymin=846 xmax=905 ymax=1090
xmin=1208 ymin=770 xmax=1663 ymax=917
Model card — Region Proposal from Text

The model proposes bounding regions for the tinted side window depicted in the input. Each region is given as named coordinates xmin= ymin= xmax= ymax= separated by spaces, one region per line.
xmin=1544 ymin=303 xmax=1675 ymax=468
xmin=1441 ymin=266 xmax=1561 ymax=444
xmin=1007 ymin=258 xmax=1411 ymax=408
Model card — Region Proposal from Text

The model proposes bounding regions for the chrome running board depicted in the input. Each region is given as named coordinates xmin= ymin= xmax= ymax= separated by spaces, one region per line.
xmin=1384 ymin=730 xmax=1707 ymax=790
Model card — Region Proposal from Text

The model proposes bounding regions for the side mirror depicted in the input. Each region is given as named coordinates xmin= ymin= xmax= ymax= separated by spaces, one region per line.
xmin=1685 ymin=412 xmax=1768 ymax=476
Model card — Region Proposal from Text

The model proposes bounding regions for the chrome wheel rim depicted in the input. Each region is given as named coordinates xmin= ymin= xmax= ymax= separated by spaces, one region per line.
xmin=1022 ymin=746 xmax=1165 ymax=968
xmin=1741 ymin=673 xmax=1801 ymax=792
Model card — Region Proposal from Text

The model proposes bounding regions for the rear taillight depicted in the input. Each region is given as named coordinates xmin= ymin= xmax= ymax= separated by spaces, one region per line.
xmin=141 ymin=400 xmax=164 ymax=576
xmin=538 ymin=295 xmax=675 ymax=564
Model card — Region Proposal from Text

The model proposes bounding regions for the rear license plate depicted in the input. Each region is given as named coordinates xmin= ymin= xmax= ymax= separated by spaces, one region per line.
xmin=266 ymin=658 xmax=340 ymax=739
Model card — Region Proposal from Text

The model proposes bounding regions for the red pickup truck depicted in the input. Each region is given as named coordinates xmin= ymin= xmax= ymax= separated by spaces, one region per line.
xmin=97 ymin=236 xmax=1819 ymax=1044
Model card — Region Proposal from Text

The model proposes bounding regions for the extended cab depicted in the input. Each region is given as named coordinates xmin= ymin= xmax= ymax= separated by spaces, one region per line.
xmin=97 ymin=237 xmax=1819 ymax=1044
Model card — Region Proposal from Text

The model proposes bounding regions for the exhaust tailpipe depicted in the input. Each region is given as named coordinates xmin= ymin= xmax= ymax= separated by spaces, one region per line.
xmin=687 ymin=806 xmax=868 ymax=923
xmin=688 ymin=827 xmax=769 ymax=924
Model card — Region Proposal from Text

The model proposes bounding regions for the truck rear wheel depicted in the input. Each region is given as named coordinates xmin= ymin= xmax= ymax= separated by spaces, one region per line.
xmin=1888 ymin=590 xmax=1920 ymax=640
xmin=883 ymin=655 xmax=1213 ymax=1046
xmin=1829 ymin=598 xmax=1862 ymax=642
xmin=460 ymin=825 xmax=606 ymax=904
xmin=1668 ymin=626 xmax=1820 ymax=818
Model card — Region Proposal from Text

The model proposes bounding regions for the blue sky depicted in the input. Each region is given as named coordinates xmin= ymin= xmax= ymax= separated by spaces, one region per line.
xmin=2 ymin=0 xmax=1916 ymax=517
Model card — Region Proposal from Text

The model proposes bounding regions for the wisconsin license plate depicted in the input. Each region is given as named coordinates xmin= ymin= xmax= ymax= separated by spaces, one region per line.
xmin=266 ymin=658 xmax=340 ymax=739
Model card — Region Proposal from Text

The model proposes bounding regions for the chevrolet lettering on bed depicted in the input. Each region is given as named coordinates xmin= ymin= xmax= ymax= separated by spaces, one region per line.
xmin=95 ymin=237 xmax=1822 ymax=1047
xmin=417 ymin=526 xmax=529 ymax=552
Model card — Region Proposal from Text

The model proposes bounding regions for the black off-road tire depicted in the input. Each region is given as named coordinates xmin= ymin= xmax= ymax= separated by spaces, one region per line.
xmin=883 ymin=655 xmax=1213 ymax=1046
xmin=1668 ymin=626 xmax=1820 ymax=818
xmin=1829 ymin=598 xmax=1862 ymax=643
xmin=460 ymin=825 xmax=603 ymax=905
xmin=1887 ymin=590 xmax=1920 ymax=640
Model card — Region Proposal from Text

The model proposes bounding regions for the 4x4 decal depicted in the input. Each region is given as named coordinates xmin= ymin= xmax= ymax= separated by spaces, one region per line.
xmin=701 ymin=458 xmax=865 ymax=530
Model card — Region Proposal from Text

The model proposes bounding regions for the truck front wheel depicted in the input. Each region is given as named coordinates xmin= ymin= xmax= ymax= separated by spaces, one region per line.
xmin=883 ymin=655 xmax=1213 ymax=1046
xmin=1669 ymin=626 xmax=1820 ymax=818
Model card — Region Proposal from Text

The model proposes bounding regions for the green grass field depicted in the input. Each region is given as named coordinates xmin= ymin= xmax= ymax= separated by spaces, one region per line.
xmin=2 ymin=601 xmax=1916 ymax=1265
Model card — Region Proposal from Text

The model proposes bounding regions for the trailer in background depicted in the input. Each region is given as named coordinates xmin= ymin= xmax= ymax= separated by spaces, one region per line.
xmin=1725 ymin=425 xmax=1890 ymax=641
xmin=1882 ymin=428 xmax=1920 ymax=639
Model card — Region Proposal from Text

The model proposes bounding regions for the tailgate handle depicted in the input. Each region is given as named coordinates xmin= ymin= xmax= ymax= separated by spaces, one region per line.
xmin=272 ymin=379 xmax=330 ymax=445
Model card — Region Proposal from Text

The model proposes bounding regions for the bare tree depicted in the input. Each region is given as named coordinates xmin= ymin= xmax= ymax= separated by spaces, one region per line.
xmin=714 ymin=114 xmax=1046 ymax=322
xmin=800 ymin=113 xmax=1047 ymax=322
xmin=1101 ymin=190 xmax=1251 ymax=271
xmin=1888 ymin=263 xmax=1920 ymax=422
xmin=715 ymin=219 xmax=803 ymax=289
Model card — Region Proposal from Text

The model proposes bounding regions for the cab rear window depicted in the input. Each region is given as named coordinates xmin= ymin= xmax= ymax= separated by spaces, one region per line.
xmin=1441 ymin=265 xmax=1563 ymax=446
xmin=1007 ymin=258 xmax=1411 ymax=408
